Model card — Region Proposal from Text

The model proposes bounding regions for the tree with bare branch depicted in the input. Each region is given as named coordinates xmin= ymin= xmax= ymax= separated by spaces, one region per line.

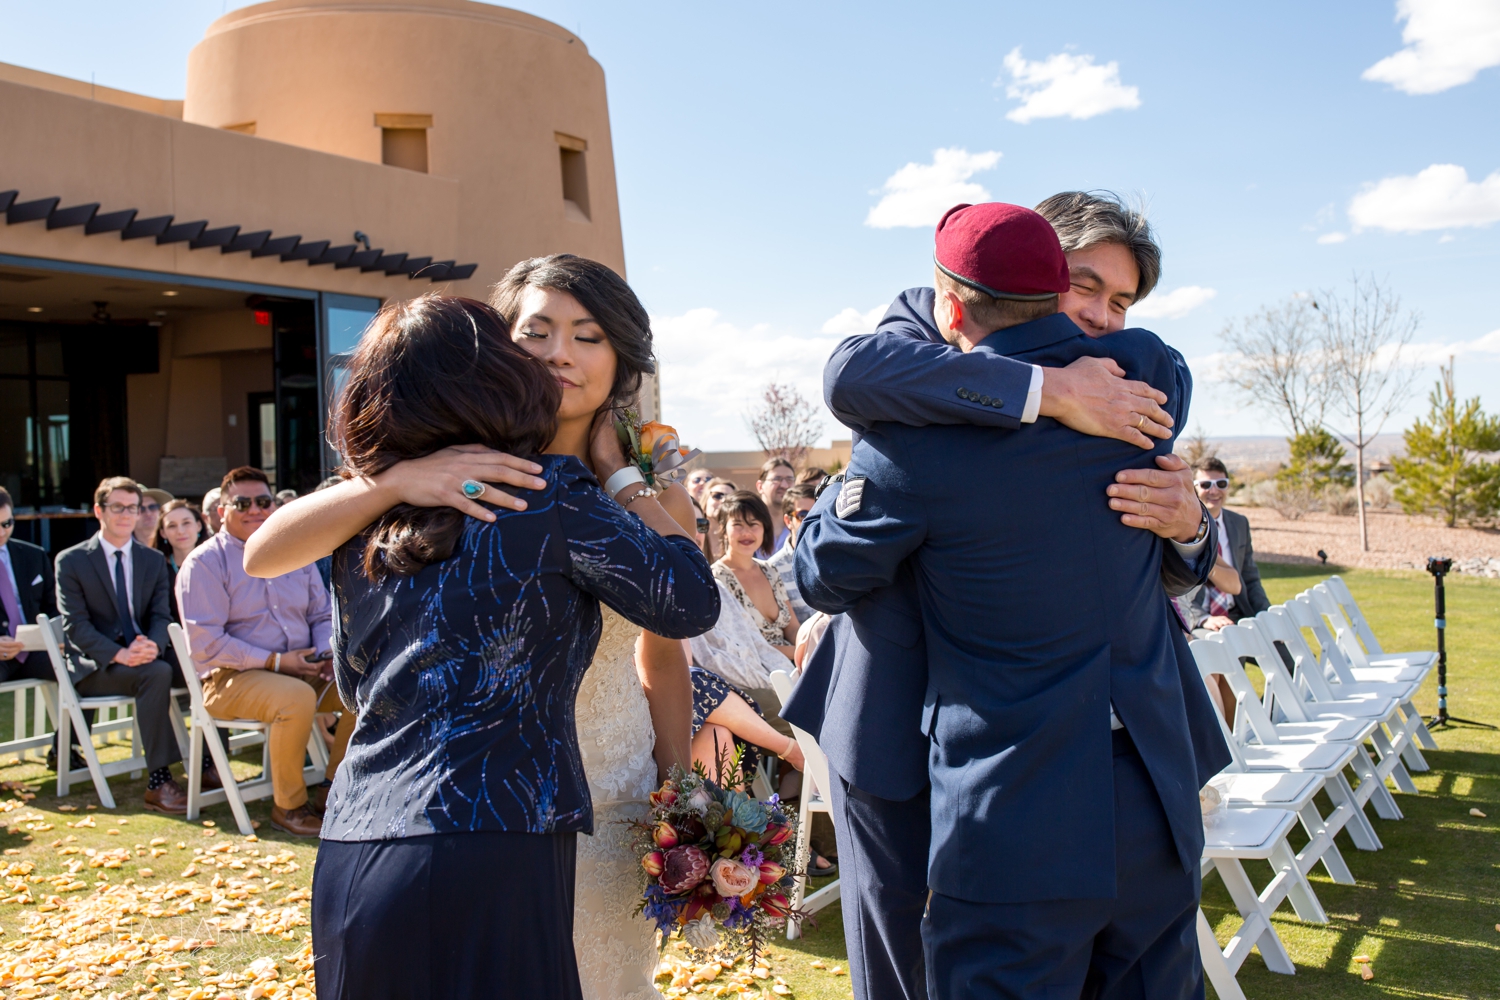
xmin=1221 ymin=297 xmax=1329 ymax=437
xmin=744 ymin=381 xmax=824 ymax=470
xmin=1314 ymin=274 xmax=1420 ymax=551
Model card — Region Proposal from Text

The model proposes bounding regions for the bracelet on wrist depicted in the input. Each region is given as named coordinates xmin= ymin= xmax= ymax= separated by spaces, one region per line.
xmin=604 ymin=465 xmax=646 ymax=497
xmin=622 ymin=485 xmax=660 ymax=507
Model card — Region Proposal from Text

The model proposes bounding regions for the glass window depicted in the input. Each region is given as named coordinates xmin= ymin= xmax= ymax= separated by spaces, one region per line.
xmin=0 ymin=328 xmax=27 ymax=376
xmin=327 ymin=305 xmax=379 ymax=359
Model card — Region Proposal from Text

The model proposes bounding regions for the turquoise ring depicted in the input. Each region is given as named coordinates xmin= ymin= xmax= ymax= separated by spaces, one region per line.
xmin=461 ymin=480 xmax=486 ymax=500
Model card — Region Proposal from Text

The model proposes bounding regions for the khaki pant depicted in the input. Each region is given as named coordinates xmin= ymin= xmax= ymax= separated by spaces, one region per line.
xmin=201 ymin=668 xmax=353 ymax=810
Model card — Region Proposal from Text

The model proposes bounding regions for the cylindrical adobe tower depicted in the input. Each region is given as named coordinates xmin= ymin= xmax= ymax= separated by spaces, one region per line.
xmin=183 ymin=0 xmax=626 ymax=288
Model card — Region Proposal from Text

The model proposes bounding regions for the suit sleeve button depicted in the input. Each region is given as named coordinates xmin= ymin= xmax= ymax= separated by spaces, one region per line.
xmin=993 ymin=399 xmax=1004 ymax=408
xmin=957 ymin=388 xmax=970 ymax=399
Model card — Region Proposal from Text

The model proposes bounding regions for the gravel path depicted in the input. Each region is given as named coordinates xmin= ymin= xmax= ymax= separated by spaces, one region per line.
xmin=1235 ymin=505 xmax=1500 ymax=574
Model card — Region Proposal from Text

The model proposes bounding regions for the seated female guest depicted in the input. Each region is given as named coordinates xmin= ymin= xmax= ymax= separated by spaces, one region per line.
xmin=713 ymin=490 xmax=800 ymax=658
xmin=306 ymin=295 xmax=718 ymax=1000
xmin=153 ymin=499 xmax=210 ymax=621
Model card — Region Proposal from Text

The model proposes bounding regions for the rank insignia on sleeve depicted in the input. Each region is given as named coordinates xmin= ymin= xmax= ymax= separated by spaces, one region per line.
xmin=835 ymin=476 xmax=867 ymax=518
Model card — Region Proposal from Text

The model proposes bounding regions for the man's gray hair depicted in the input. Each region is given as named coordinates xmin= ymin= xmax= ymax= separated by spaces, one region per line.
xmin=1034 ymin=191 xmax=1161 ymax=302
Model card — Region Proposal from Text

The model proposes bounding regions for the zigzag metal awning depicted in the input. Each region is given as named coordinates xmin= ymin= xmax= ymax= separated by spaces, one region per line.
xmin=0 ymin=188 xmax=477 ymax=282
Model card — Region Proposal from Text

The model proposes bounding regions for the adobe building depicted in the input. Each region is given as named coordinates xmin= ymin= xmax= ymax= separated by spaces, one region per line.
xmin=0 ymin=0 xmax=643 ymax=549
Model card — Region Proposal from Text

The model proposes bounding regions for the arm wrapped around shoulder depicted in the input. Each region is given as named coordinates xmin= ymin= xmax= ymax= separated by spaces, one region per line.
xmin=564 ymin=492 xmax=722 ymax=639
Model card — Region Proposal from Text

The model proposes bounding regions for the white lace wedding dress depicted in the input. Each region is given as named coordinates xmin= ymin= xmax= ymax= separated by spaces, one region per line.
xmin=573 ymin=607 xmax=664 ymax=1000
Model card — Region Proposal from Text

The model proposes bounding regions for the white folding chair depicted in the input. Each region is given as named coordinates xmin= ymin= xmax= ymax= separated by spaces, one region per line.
xmin=1304 ymin=585 xmax=1438 ymax=756
xmin=35 ymin=614 xmax=148 ymax=808
xmin=1281 ymin=597 xmax=1430 ymax=780
xmin=1201 ymin=807 xmax=1302 ymax=985
xmin=167 ymin=624 xmax=327 ymax=836
xmin=1192 ymin=637 xmax=1384 ymax=859
xmin=769 ymin=669 xmax=839 ymax=940
xmin=1219 ymin=621 xmax=1416 ymax=811
xmin=1322 ymin=576 xmax=1437 ymax=673
xmin=0 ymin=625 xmax=57 ymax=764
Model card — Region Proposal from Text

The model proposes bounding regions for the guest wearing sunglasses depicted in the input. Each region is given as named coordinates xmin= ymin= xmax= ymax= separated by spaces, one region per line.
xmin=1180 ymin=457 xmax=1269 ymax=636
xmin=701 ymin=478 xmax=737 ymax=561
xmin=177 ymin=467 xmax=349 ymax=837
xmin=133 ymin=488 xmax=173 ymax=549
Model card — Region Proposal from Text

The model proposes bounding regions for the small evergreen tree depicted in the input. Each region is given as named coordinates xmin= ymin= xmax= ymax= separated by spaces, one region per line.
xmin=1392 ymin=359 xmax=1500 ymax=527
xmin=1277 ymin=426 xmax=1354 ymax=493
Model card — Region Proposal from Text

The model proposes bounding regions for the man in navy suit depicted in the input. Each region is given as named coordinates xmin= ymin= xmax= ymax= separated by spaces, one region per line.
xmin=783 ymin=194 xmax=1228 ymax=1000
xmin=0 ymin=486 xmax=57 ymax=678
xmin=795 ymin=204 xmax=1218 ymax=999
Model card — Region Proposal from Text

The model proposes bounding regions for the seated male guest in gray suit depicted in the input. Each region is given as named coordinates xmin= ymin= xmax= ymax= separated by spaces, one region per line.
xmin=1182 ymin=457 xmax=1270 ymax=636
xmin=0 ymin=486 xmax=57 ymax=679
xmin=54 ymin=477 xmax=194 ymax=814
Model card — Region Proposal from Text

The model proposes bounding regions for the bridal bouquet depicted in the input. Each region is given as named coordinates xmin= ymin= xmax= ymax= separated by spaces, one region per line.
xmin=633 ymin=760 xmax=799 ymax=960
xmin=614 ymin=410 xmax=701 ymax=486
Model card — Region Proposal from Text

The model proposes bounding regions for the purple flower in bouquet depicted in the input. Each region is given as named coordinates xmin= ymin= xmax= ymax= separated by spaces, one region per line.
xmin=642 ymin=884 xmax=682 ymax=933
xmin=739 ymin=844 xmax=764 ymax=869
xmin=660 ymin=845 xmax=711 ymax=894
xmin=723 ymin=896 xmax=756 ymax=931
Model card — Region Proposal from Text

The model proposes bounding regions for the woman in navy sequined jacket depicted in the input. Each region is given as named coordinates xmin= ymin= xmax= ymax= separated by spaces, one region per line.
xmin=302 ymin=293 xmax=718 ymax=1000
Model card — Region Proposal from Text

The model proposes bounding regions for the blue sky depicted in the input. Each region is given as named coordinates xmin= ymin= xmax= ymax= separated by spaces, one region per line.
xmin=4 ymin=0 xmax=1498 ymax=450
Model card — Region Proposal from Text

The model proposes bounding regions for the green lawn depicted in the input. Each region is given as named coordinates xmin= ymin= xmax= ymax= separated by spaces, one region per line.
xmin=0 ymin=565 xmax=1494 ymax=999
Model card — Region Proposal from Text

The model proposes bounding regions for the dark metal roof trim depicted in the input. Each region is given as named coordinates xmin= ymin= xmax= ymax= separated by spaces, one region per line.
xmin=1 ymin=186 xmax=477 ymax=283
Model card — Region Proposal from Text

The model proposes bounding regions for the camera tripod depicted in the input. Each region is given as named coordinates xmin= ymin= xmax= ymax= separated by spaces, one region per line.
xmin=1425 ymin=557 xmax=1494 ymax=730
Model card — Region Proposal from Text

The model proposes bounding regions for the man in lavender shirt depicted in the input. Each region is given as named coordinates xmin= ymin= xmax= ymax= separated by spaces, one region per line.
xmin=177 ymin=467 xmax=348 ymax=838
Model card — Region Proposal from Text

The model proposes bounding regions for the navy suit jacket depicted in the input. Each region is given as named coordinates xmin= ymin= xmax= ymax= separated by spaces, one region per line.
xmin=795 ymin=305 xmax=1215 ymax=904
xmin=785 ymin=289 xmax=1227 ymax=807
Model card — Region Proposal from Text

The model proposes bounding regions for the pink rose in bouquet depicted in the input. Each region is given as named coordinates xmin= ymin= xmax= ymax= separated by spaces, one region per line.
xmin=660 ymin=845 xmax=711 ymax=894
xmin=709 ymin=858 xmax=758 ymax=898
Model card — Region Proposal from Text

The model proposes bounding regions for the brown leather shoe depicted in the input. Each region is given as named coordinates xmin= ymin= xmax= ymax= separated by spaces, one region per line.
xmin=200 ymin=766 xmax=224 ymax=791
xmin=271 ymin=804 xmax=323 ymax=838
xmin=143 ymin=778 xmax=189 ymax=815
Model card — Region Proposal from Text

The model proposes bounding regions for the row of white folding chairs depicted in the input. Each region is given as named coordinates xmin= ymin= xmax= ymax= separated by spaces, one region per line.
xmin=20 ymin=615 xmax=303 ymax=819
xmin=1195 ymin=575 xmax=1438 ymax=996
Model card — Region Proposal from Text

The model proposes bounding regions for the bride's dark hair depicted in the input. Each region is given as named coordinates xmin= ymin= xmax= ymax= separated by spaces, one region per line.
xmin=333 ymin=294 xmax=560 ymax=580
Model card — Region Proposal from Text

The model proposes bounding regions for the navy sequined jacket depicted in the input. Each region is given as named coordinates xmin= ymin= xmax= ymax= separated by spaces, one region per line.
xmin=321 ymin=454 xmax=720 ymax=842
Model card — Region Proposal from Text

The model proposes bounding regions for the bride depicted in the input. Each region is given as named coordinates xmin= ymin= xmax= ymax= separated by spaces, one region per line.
xmin=245 ymin=255 xmax=704 ymax=999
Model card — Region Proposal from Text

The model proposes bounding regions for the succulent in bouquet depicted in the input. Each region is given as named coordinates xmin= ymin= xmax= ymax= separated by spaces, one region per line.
xmin=633 ymin=748 xmax=801 ymax=964
xmin=614 ymin=409 xmax=701 ymax=486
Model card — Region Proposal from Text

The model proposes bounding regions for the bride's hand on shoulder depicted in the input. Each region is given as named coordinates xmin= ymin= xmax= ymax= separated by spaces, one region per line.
xmin=375 ymin=445 xmax=548 ymax=520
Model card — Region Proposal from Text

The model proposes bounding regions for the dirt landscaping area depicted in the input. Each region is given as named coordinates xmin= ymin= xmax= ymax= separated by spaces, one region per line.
xmin=1234 ymin=505 xmax=1500 ymax=572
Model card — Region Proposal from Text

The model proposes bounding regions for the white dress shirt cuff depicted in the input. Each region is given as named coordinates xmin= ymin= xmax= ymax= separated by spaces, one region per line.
xmin=1020 ymin=365 xmax=1044 ymax=424
xmin=1170 ymin=534 xmax=1210 ymax=559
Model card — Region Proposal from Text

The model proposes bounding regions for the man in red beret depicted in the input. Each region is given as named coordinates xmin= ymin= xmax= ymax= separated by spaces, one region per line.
xmin=791 ymin=202 xmax=1219 ymax=1000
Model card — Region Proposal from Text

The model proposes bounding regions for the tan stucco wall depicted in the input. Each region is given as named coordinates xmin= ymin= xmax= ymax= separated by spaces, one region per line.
xmin=185 ymin=0 xmax=625 ymax=281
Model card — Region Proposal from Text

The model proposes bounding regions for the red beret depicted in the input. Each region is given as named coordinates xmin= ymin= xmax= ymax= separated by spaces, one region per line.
xmin=934 ymin=202 xmax=1069 ymax=300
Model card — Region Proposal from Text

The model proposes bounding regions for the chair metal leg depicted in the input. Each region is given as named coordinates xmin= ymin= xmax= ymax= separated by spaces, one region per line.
xmin=1198 ymin=908 xmax=1248 ymax=1000
xmin=1271 ymin=836 xmax=1328 ymax=924
xmin=69 ymin=704 xmax=116 ymax=810
xmin=1212 ymin=859 xmax=1296 ymax=975
xmin=1325 ymin=772 xmax=1382 ymax=850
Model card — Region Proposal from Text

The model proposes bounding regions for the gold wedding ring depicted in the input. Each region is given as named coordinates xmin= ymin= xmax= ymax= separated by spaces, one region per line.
xmin=1136 ymin=415 xmax=1145 ymax=429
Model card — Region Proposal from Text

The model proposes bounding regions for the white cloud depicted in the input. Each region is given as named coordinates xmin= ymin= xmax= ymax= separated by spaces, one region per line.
xmin=1362 ymin=0 xmax=1500 ymax=94
xmin=999 ymin=47 xmax=1141 ymax=124
xmin=653 ymin=308 xmax=838 ymax=452
xmin=864 ymin=148 xmax=1002 ymax=229
xmin=1317 ymin=231 xmax=1349 ymax=244
xmin=1400 ymin=327 xmax=1500 ymax=365
xmin=1349 ymin=163 xmax=1500 ymax=231
xmin=1129 ymin=285 xmax=1217 ymax=320
xmin=821 ymin=306 xmax=885 ymax=336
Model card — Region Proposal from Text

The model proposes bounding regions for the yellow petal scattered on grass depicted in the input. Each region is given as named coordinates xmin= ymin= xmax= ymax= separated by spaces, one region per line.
xmin=830 ymin=966 xmax=845 ymax=975
xmin=1353 ymin=955 xmax=1371 ymax=963
xmin=1469 ymin=808 xmax=1487 ymax=818
xmin=1361 ymin=966 xmax=1375 ymax=981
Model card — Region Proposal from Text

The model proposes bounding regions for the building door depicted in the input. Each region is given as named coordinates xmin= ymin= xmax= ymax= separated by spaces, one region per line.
xmin=261 ymin=299 xmax=321 ymax=496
